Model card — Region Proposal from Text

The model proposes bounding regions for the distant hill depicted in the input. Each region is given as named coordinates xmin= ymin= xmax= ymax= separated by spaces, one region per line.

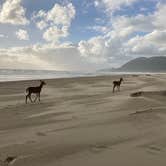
xmin=101 ymin=56 xmax=166 ymax=72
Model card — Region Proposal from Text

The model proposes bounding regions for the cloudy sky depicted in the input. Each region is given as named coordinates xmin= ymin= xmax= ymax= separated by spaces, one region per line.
xmin=0 ymin=0 xmax=165 ymax=71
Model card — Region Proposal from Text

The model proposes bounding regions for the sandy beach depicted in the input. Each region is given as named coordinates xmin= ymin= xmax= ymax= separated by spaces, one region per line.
xmin=0 ymin=74 xmax=166 ymax=166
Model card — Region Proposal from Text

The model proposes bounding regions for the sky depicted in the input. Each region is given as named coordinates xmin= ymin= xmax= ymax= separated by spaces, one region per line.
xmin=0 ymin=0 xmax=166 ymax=71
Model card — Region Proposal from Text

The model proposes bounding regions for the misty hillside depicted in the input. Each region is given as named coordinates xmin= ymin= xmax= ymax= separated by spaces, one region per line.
xmin=102 ymin=56 xmax=166 ymax=72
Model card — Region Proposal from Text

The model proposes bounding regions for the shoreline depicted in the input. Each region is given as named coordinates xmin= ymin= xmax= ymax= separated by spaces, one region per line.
xmin=0 ymin=72 xmax=165 ymax=83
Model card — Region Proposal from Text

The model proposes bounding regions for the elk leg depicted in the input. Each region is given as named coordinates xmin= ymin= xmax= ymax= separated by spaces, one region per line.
xmin=34 ymin=94 xmax=38 ymax=103
xmin=26 ymin=93 xmax=31 ymax=104
xmin=29 ymin=94 xmax=33 ymax=103
xmin=113 ymin=85 xmax=116 ymax=93
xmin=38 ymin=93 xmax=40 ymax=102
xmin=34 ymin=93 xmax=40 ymax=102
xmin=25 ymin=95 xmax=28 ymax=104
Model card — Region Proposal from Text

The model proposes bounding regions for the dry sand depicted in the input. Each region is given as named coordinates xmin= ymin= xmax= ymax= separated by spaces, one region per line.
xmin=0 ymin=74 xmax=166 ymax=165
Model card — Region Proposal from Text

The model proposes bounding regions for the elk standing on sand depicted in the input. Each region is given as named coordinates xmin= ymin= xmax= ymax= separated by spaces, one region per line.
xmin=25 ymin=80 xmax=46 ymax=104
xmin=113 ymin=77 xmax=123 ymax=93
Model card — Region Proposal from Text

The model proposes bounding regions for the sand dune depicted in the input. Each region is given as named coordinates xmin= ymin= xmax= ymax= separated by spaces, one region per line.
xmin=0 ymin=74 xmax=166 ymax=165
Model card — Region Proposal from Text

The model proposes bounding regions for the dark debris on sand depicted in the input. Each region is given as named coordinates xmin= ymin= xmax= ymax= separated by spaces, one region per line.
xmin=0 ymin=156 xmax=17 ymax=165
xmin=130 ymin=91 xmax=143 ymax=97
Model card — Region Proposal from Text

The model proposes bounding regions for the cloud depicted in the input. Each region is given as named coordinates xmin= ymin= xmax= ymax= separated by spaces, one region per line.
xmin=111 ymin=3 xmax=166 ymax=58
xmin=153 ymin=3 xmax=166 ymax=30
xmin=94 ymin=0 xmax=137 ymax=13
xmin=43 ymin=26 xmax=68 ymax=42
xmin=0 ymin=1 xmax=166 ymax=71
xmin=0 ymin=44 xmax=101 ymax=71
xmin=0 ymin=34 xmax=8 ymax=38
xmin=46 ymin=3 xmax=75 ymax=26
xmin=16 ymin=29 xmax=29 ymax=40
xmin=110 ymin=4 xmax=166 ymax=35
xmin=125 ymin=30 xmax=166 ymax=56
xmin=145 ymin=30 xmax=166 ymax=44
xmin=78 ymin=36 xmax=108 ymax=63
xmin=86 ymin=25 xmax=109 ymax=34
xmin=111 ymin=15 xmax=154 ymax=34
xmin=77 ymin=2 xmax=166 ymax=67
xmin=36 ymin=20 xmax=48 ymax=30
xmin=0 ymin=0 xmax=29 ymax=25
xmin=33 ymin=3 xmax=75 ymax=43
xmin=0 ymin=34 xmax=4 ymax=38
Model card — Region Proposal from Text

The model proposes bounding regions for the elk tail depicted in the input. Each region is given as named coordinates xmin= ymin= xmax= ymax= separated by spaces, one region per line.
xmin=26 ymin=88 xmax=29 ymax=93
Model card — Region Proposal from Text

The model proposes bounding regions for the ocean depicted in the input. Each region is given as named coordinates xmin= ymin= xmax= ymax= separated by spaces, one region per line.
xmin=0 ymin=69 xmax=96 ymax=82
xmin=0 ymin=69 xmax=158 ymax=82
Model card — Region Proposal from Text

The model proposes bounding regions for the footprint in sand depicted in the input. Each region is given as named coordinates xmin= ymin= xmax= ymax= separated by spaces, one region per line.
xmin=90 ymin=144 xmax=108 ymax=153
xmin=36 ymin=132 xmax=47 ymax=136
xmin=148 ymin=146 xmax=161 ymax=153
xmin=141 ymin=145 xmax=162 ymax=155
xmin=26 ymin=140 xmax=36 ymax=144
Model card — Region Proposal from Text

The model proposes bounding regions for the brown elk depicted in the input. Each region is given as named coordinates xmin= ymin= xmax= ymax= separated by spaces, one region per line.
xmin=25 ymin=80 xmax=46 ymax=104
xmin=113 ymin=77 xmax=123 ymax=93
